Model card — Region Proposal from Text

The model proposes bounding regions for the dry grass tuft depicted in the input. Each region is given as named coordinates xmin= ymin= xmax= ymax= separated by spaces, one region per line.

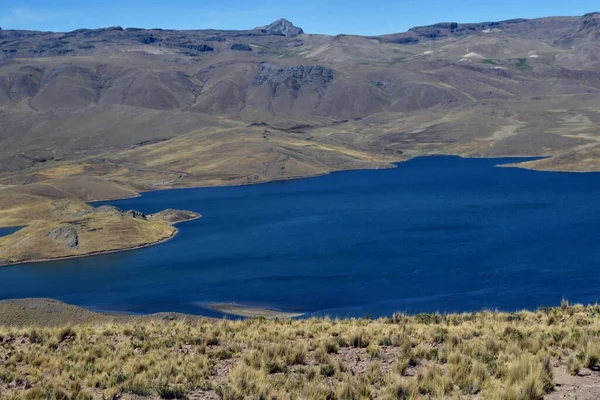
xmin=2 ymin=304 xmax=600 ymax=398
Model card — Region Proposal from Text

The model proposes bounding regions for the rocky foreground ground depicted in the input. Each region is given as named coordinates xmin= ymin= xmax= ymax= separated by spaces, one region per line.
xmin=1 ymin=299 xmax=600 ymax=399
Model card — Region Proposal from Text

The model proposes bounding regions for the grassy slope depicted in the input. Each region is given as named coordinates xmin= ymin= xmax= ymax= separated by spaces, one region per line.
xmin=1 ymin=299 xmax=599 ymax=399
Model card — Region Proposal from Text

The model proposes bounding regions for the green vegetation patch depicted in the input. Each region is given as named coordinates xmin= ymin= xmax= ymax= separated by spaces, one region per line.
xmin=514 ymin=58 xmax=533 ymax=71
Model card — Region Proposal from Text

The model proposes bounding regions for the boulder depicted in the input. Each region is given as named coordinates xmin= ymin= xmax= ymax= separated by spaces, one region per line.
xmin=125 ymin=210 xmax=147 ymax=220
xmin=47 ymin=225 xmax=78 ymax=249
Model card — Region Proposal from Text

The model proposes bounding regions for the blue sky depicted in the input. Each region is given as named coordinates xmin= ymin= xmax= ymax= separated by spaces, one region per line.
xmin=0 ymin=0 xmax=598 ymax=35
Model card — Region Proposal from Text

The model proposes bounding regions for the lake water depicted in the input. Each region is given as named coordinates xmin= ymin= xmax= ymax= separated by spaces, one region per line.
xmin=1 ymin=156 xmax=599 ymax=318
xmin=0 ymin=227 xmax=21 ymax=237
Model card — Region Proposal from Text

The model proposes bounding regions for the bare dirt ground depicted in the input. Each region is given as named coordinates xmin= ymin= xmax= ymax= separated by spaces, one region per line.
xmin=548 ymin=365 xmax=600 ymax=399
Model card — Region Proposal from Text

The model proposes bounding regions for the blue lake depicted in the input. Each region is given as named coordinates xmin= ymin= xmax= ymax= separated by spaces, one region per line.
xmin=0 ymin=227 xmax=21 ymax=237
xmin=1 ymin=156 xmax=599 ymax=318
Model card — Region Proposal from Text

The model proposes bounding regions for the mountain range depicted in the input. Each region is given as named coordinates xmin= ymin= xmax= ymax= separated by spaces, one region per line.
xmin=2 ymin=14 xmax=600 ymax=179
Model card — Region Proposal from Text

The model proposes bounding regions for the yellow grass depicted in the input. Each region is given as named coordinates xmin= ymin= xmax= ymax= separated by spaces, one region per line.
xmin=1 ymin=302 xmax=599 ymax=399
xmin=38 ymin=165 xmax=86 ymax=180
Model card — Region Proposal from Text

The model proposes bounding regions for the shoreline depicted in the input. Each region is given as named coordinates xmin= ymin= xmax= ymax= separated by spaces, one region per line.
xmin=87 ymin=154 xmax=551 ymax=205
xmin=0 ymin=297 xmax=590 ymax=325
xmin=88 ymin=163 xmax=400 ymax=204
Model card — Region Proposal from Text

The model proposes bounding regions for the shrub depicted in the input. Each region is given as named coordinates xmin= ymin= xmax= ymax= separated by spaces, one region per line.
xmin=216 ymin=349 xmax=233 ymax=360
xmin=320 ymin=364 xmax=335 ymax=377
xmin=349 ymin=331 xmax=370 ymax=348
xmin=57 ymin=326 xmax=76 ymax=342
xmin=28 ymin=329 xmax=44 ymax=345
xmin=322 ymin=338 xmax=339 ymax=354
xmin=584 ymin=340 xmax=600 ymax=368
xmin=567 ymin=353 xmax=581 ymax=376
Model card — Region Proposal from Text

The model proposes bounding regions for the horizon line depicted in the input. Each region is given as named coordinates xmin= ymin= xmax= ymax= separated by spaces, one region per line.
xmin=1 ymin=11 xmax=598 ymax=37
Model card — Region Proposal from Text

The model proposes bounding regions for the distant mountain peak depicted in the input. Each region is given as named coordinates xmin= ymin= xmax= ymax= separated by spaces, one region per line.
xmin=257 ymin=18 xmax=304 ymax=36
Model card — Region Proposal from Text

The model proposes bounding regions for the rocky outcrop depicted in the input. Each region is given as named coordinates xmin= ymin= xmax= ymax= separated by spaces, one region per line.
xmin=150 ymin=209 xmax=201 ymax=224
xmin=125 ymin=210 xmax=147 ymax=220
xmin=253 ymin=64 xmax=334 ymax=96
xmin=178 ymin=44 xmax=213 ymax=53
xmin=139 ymin=34 xmax=159 ymax=44
xmin=94 ymin=205 xmax=197 ymax=224
xmin=258 ymin=18 xmax=304 ymax=37
xmin=47 ymin=225 xmax=78 ymax=249
xmin=230 ymin=43 xmax=252 ymax=52
xmin=18 ymin=149 xmax=55 ymax=163
xmin=205 ymin=36 xmax=226 ymax=42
